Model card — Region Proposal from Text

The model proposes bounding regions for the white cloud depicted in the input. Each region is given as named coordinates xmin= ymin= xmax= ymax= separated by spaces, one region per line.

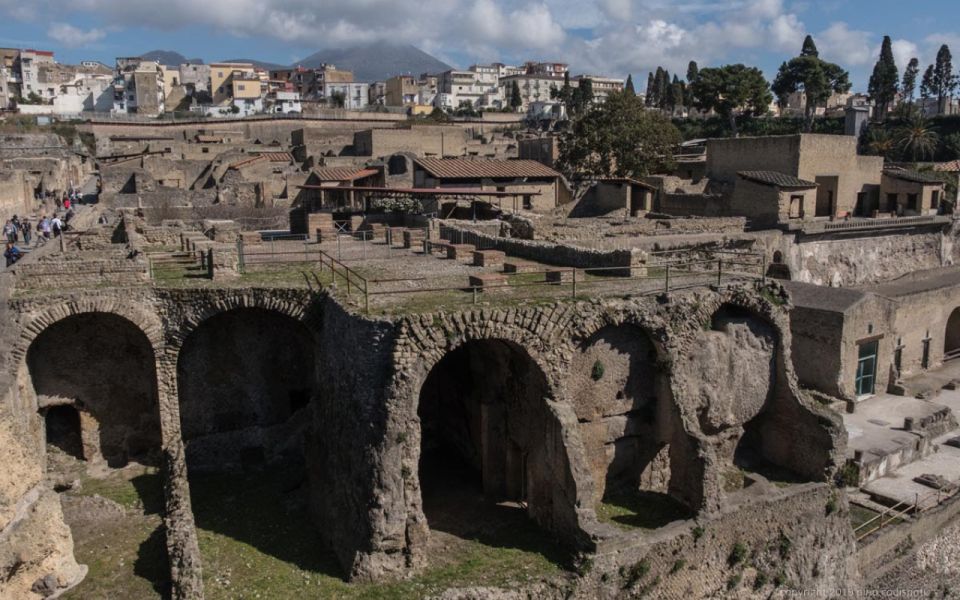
xmin=816 ymin=22 xmax=873 ymax=66
xmin=47 ymin=22 xmax=106 ymax=48
xmin=891 ymin=39 xmax=919 ymax=73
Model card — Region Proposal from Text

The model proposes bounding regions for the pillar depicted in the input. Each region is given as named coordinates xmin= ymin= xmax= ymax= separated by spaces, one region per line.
xmin=155 ymin=350 xmax=204 ymax=599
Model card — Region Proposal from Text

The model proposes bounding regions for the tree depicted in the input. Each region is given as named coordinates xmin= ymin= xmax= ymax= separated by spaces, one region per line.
xmin=691 ymin=64 xmax=772 ymax=136
xmin=645 ymin=72 xmax=655 ymax=106
xmin=671 ymin=74 xmax=685 ymax=115
xmin=574 ymin=77 xmax=594 ymax=113
xmin=772 ymin=36 xmax=851 ymax=131
xmin=931 ymin=44 xmax=957 ymax=114
xmin=897 ymin=114 xmax=939 ymax=162
xmin=658 ymin=69 xmax=671 ymax=110
xmin=942 ymin=133 xmax=960 ymax=160
xmin=862 ymin=127 xmax=896 ymax=160
xmin=686 ymin=61 xmax=699 ymax=109
xmin=509 ymin=80 xmax=522 ymax=110
xmin=902 ymin=58 xmax=920 ymax=105
xmin=625 ymin=74 xmax=635 ymax=96
xmin=557 ymin=90 xmax=681 ymax=180
xmin=868 ymin=36 xmax=899 ymax=119
xmin=329 ymin=91 xmax=346 ymax=108
xmin=921 ymin=64 xmax=935 ymax=100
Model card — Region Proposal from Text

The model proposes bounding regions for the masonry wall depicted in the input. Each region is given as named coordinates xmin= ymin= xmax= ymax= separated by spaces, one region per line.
xmin=789 ymin=306 xmax=846 ymax=397
xmin=797 ymin=136 xmax=883 ymax=217
xmin=353 ymin=127 xmax=468 ymax=158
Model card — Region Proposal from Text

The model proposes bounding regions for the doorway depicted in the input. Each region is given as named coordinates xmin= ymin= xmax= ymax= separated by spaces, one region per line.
xmin=855 ymin=340 xmax=879 ymax=397
xmin=815 ymin=176 xmax=839 ymax=217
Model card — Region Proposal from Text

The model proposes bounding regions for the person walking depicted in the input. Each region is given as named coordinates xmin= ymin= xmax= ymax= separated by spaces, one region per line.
xmin=39 ymin=216 xmax=52 ymax=241
xmin=20 ymin=218 xmax=31 ymax=246
xmin=3 ymin=220 xmax=16 ymax=244
xmin=51 ymin=215 xmax=63 ymax=237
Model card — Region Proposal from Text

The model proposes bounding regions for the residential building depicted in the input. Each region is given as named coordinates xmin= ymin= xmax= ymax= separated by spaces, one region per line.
xmin=525 ymin=61 xmax=568 ymax=76
xmin=326 ymin=82 xmax=369 ymax=110
xmin=17 ymin=49 xmax=56 ymax=100
xmin=210 ymin=62 xmax=256 ymax=105
xmin=498 ymin=73 xmax=565 ymax=111
xmin=269 ymin=91 xmax=301 ymax=114
xmin=368 ymin=81 xmax=386 ymax=105
xmin=179 ymin=63 xmax=211 ymax=94
xmin=574 ymin=75 xmax=624 ymax=102
xmin=113 ymin=58 xmax=165 ymax=116
xmin=385 ymin=75 xmax=418 ymax=106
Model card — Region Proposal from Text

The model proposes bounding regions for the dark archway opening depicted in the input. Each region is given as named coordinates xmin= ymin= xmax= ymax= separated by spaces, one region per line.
xmin=177 ymin=308 xmax=336 ymax=574
xmin=573 ymin=325 xmax=697 ymax=530
xmin=945 ymin=308 xmax=960 ymax=361
xmin=388 ymin=154 xmax=408 ymax=176
xmin=45 ymin=404 xmax=84 ymax=460
xmin=417 ymin=339 xmax=571 ymax=565
xmin=27 ymin=312 xmax=162 ymax=468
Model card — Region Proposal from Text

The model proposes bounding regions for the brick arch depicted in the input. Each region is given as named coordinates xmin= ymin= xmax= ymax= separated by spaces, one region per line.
xmin=14 ymin=298 xmax=165 ymax=362
xmin=169 ymin=292 xmax=320 ymax=351
xmin=570 ymin=310 xmax=673 ymax=358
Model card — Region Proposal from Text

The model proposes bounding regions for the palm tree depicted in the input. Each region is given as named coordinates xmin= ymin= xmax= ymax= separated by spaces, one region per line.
xmin=864 ymin=128 xmax=897 ymax=159
xmin=897 ymin=116 xmax=939 ymax=162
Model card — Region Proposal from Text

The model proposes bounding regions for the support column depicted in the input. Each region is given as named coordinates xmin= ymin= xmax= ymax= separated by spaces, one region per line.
xmin=155 ymin=350 xmax=204 ymax=600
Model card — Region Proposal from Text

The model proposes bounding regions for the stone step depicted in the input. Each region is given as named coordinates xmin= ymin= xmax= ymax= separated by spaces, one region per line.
xmin=502 ymin=260 xmax=539 ymax=274
xmin=469 ymin=273 xmax=508 ymax=288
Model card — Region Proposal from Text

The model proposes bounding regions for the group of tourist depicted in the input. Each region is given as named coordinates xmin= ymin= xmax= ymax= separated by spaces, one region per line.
xmin=4 ymin=212 xmax=68 ymax=267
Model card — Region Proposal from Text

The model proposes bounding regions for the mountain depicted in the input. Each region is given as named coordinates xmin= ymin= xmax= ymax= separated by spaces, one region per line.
xmin=139 ymin=50 xmax=203 ymax=67
xmin=222 ymin=58 xmax=289 ymax=71
xmin=294 ymin=44 xmax=453 ymax=82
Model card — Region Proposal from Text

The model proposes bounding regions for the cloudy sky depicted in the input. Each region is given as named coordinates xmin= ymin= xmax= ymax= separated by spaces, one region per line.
xmin=0 ymin=0 xmax=957 ymax=89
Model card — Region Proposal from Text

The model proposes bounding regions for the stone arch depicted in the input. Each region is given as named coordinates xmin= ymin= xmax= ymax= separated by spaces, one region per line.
xmin=175 ymin=305 xmax=319 ymax=471
xmin=25 ymin=310 xmax=163 ymax=467
xmin=569 ymin=316 xmax=700 ymax=527
xmin=945 ymin=307 xmax=960 ymax=360
xmin=15 ymin=298 xmax=165 ymax=362
xmin=414 ymin=335 xmax=584 ymax=553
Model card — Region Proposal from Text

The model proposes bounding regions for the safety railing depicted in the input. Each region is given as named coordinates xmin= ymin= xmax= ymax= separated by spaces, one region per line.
xmin=853 ymin=487 xmax=952 ymax=542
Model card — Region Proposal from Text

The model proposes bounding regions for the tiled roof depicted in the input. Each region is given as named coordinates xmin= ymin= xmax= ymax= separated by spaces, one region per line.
xmin=883 ymin=168 xmax=943 ymax=184
xmin=311 ymin=167 xmax=380 ymax=182
xmin=737 ymin=170 xmax=817 ymax=189
xmin=415 ymin=158 xmax=561 ymax=180
xmin=228 ymin=155 xmax=267 ymax=170
xmin=261 ymin=152 xmax=293 ymax=162
xmin=933 ymin=160 xmax=960 ymax=173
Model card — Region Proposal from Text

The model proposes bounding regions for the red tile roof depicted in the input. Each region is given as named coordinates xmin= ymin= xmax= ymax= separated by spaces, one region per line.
xmin=934 ymin=160 xmax=960 ymax=172
xmin=311 ymin=167 xmax=380 ymax=182
xmin=415 ymin=158 xmax=561 ymax=180
xmin=261 ymin=152 xmax=293 ymax=162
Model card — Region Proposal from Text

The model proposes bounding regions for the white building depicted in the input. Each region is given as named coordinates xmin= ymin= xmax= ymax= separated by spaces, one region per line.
xmin=326 ymin=82 xmax=369 ymax=110
xmin=17 ymin=50 xmax=57 ymax=101
xmin=270 ymin=90 xmax=302 ymax=114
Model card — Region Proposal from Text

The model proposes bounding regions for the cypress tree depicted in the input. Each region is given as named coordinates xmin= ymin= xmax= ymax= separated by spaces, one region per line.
xmin=932 ymin=44 xmax=957 ymax=114
xmin=902 ymin=58 xmax=920 ymax=104
xmin=625 ymin=74 xmax=635 ymax=96
xmin=867 ymin=35 xmax=899 ymax=119
xmin=801 ymin=34 xmax=819 ymax=57
xmin=645 ymin=72 xmax=655 ymax=106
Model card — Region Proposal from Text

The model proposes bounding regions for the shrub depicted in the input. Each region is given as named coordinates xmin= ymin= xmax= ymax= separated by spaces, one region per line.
xmin=591 ymin=360 xmax=605 ymax=381
xmin=670 ymin=559 xmax=686 ymax=574
xmin=624 ymin=559 xmax=650 ymax=588
xmin=726 ymin=573 xmax=742 ymax=590
xmin=728 ymin=542 xmax=748 ymax=566
xmin=692 ymin=525 xmax=705 ymax=541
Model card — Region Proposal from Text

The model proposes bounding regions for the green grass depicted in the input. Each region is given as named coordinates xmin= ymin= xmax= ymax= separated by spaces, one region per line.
xmin=65 ymin=466 xmax=568 ymax=600
xmin=596 ymin=491 xmax=694 ymax=531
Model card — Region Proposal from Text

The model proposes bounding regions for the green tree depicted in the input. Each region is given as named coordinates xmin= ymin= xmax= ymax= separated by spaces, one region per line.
xmin=692 ymin=64 xmax=772 ymax=136
xmin=671 ymin=74 xmax=685 ymax=115
xmin=862 ymin=127 xmax=897 ymax=160
xmin=868 ymin=36 xmax=899 ymax=119
xmin=942 ymin=133 xmax=960 ymax=159
xmin=931 ymin=44 xmax=957 ymax=114
xmin=329 ymin=91 xmax=346 ymax=108
xmin=625 ymin=74 xmax=635 ymax=96
xmin=902 ymin=58 xmax=920 ymax=105
xmin=658 ymin=69 xmax=671 ymax=110
xmin=921 ymin=64 xmax=935 ymax=100
xmin=509 ymin=80 xmax=522 ymax=110
xmin=686 ymin=61 xmax=699 ymax=109
xmin=557 ymin=91 xmax=681 ymax=180
xmin=574 ymin=77 xmax=594 ymax=114
xmin=645 ymin=71 xmax=655 ymax=106
xmin=772 ymin=36 xmax=851 ymax=132
xmin=897 ymin=114 xmax=939 ymax=161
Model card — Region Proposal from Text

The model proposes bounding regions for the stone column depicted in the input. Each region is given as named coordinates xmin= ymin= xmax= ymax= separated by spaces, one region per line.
xmin=155 ymin=350 xmax=204 ymax=600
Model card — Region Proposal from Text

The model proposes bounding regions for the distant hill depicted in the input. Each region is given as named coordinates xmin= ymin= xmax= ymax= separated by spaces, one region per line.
xmin=294 ymin=44 xmax=453 ymax=82
xmin=139 ymin=50 xmax=203 ymax=67
xmin=222 ymin=58 xmax=289 ymax=71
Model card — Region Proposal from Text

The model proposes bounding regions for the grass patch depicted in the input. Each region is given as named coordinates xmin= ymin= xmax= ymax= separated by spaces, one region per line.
xmin=66 ymin=466 xmax=568 ymax=600
xmin=596 ymin=490 xmax=693 ymax=531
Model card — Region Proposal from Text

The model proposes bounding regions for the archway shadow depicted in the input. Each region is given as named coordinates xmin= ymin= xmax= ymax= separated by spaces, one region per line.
xmin=419 ymin=450 xmax=573 ymax=571
xmin=130 ymin=471 xmax=165 ymax=515
xmin=598 ymin=488 xmax=694 ymax=530
xmin=186 ymin=463 xmax=346 ymax=579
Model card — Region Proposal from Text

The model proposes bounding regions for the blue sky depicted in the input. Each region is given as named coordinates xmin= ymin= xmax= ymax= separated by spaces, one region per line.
xmin=0 ymin=0 xmax=957 ymax=89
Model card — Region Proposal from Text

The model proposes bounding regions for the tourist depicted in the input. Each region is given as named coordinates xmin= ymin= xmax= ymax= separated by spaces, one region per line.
xmin=20 ymin=218 xmax=31 ymax=246
xmin=63 ymin=197 xmax=71 ymax=211
xmin=51 ymin=215 xmax=63 ymax=237
xmin=4 ymin=242 xmax=21 ymax=267
xmin=39 ymin=216 xmax=51 ymax=240
xmin=3 ymin=220 xmax=16 ymax=244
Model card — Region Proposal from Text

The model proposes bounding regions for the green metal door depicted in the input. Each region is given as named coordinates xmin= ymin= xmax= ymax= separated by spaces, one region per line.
xmin=856 ymin=341 xmax=878 ymax=397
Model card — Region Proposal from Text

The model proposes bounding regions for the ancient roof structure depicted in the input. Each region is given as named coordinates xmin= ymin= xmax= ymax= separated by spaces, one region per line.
xmin=782 ymin=281 xmax=869 ymax=313
xmin=415 ymin=158 xmax=561 ymax=180
xmin=883 ymin=168 xmax=943 ymax=184
xmin=310 ymin=167 xmax=380 ymax=182
xmin=737 ymin=171 xmax=817 ymax=189
xmin=933 ymin=160 xmax=960 ymax=173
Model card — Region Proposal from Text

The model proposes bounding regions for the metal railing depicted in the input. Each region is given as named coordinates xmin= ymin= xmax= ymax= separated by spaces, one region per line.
xmin=802 ymin=215 xmax=949 ymax=233
xmin=853 ymin=487 xmax=951 ymax=542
